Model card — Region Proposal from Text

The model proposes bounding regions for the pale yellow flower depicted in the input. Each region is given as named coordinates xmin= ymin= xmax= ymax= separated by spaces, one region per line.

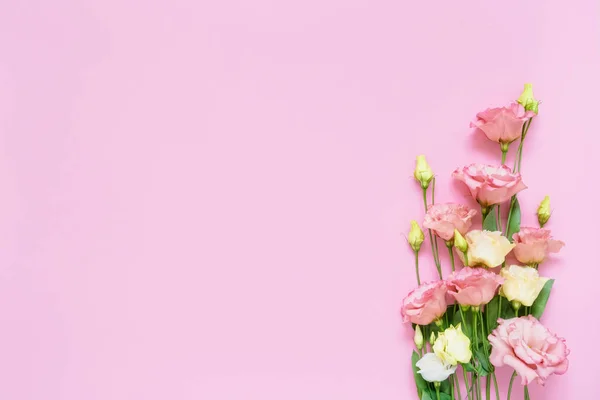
xmin=433 ymin=324 xmax=472 ymax=365
xmin=500 ymin=265 xmax=549 ymax=307
xmin=457 ymin=230 xmax=515 ymax=268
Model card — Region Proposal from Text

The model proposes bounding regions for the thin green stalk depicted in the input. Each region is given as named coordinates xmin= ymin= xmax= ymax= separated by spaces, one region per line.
xmin=478 ymin=311 xmax=488 ymax=353
xmin=472 ymin=310 xmax=478 ymax=349
xmin=513 ymin=118 xmax=533 ymax=173
xmin=486 ymin=376 xmax=490 ymax=400
xmin=496 ymin=205 xmax=502 ymax=232
xmin=524 ymin=386 xmax=530 ymax=400
xmin=501 ymin=147 xmax=507 ymax=164
xmin=448 ymin=246 xmax=456 ymax=272
xmin=414 ymin=251 xmax=421 ymax=285
xmin=517 ymin=119 xmax=533 ymax=172
xmin=463 ymin=368 xmax=473 ymax=400
xmin=472 ymin=311 xmax=480 ymax=400
xmin=497 ymin=296 xmax=502 ymax=321
xmin=459 ymin=307 xmax=467 ymax=328
xmin=423 ymin=188 xmax=442 ymax=278
xmin=454 ymin=372 xmax=462 ymax=400
xmin=491 ymin=372 xmax=500 ymax=400
xmin=504 ymin=196 xmax=516 ymax=237
xmin=507 ymin=372 xmax=517 ymax=400
xmin=435 ymin=386 xmax=441 ymax=400
xmin=481 ymin=206 xmax=489 ymax=224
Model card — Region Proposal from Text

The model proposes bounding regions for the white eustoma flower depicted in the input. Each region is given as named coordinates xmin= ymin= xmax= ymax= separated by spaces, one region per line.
xmin=416 ymin=352 xmax=457 ymax=382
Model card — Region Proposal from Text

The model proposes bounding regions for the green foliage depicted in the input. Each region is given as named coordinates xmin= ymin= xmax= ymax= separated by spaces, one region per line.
xmin=506 ymin=198 xmax=521 ymax=242
xmin=412 ymin=350 xmax=428 ymax=397
xmin=531 ymin=279 xmax=555 ymax=319
xmin=482 ymin=207 xmax=498 ymax=231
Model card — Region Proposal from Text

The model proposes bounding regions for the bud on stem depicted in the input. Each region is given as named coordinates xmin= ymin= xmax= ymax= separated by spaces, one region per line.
xmin=537 ymin=195 xmax=551 ymax=227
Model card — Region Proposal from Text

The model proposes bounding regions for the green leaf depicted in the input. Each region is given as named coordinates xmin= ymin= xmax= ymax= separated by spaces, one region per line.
xmin=474 ymin=349 xmax=492 ymax=375
xmin=506 ymin=197 xmax=521 ymax=242
xmin=439 ymin=393 xmax=453 ymax=400
xmin=452 ymin=307 xmax=471 ymax=337
xmin=412 ymin=350 xmax=428 ymax=395
xmin=531 ymin=279 xmax=555 ymax=319
xmin=439 ymin=378 xmax=451 ymax=395
xmin=421 ymin=391 xmax=434 ymax=400
xmin=482 ymin=207 xmax=498 ymax=231
xmin=485 ymin=295 xmax=500 ymax=332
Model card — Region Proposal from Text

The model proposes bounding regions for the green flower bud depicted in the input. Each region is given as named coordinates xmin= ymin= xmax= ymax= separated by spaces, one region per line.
xmin=414 ymin=155 xmax=434 ymax=189
xmin=517 ymin=83 xmax=539 ymax=114
xmin=537 ymin=195 xmax=551 ymax=227
xmin=453 ymin=229 xmax=468 ymax=254
xmin=408 ymin=220 xmax=425 ymax=252
xmin=414 ymin=325 xmax=424 ymax=350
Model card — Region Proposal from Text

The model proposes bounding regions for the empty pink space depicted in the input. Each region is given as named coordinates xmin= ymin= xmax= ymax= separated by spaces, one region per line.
xmin=0 ymin=0 xmax=598 ymax=398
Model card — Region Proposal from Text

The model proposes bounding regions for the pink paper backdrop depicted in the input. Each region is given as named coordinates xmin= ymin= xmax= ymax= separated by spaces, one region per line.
xmin=0 ymin=0 xmax=598 ymax=399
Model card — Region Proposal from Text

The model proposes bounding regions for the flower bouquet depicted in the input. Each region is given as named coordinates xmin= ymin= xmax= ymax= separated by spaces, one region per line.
xmin=401 ymin=85 xmax=569 ymax=400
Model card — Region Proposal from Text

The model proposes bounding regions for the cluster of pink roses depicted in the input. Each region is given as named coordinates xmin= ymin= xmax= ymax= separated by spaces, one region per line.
xmin=401 ymin=84 xmax=569 ymax=400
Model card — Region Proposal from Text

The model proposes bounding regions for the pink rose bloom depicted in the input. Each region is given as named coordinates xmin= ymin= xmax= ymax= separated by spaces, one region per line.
xmin=512 ymin=227 xmax=565 ymax=265
xmin=423 ymin=203 xmax=477 ymax=241
xmin=488 ymin=316 xmax=569 ymax=386
xmin=452 ymin=164 xmax=527 ymax=206
xmin=471 ymin=102 xmax=535 ymax=144
xmin=446 ymin=267 xmax=503 ymax=306
xmin=401 ymin=281 xmax=447 ymax=325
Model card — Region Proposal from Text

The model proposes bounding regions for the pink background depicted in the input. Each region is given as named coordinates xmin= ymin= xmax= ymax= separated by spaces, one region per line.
xmin=0 ymin=0 xmax=598 ymax=399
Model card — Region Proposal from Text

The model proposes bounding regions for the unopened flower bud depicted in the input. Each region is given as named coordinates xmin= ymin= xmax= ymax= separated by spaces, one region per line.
xmin=511 ymin=300 xmax=522 ymax=312
xmin=537 ymin=195 xmax=551 ymax=227
xmin=453 ymin=229 xmax=468 ymax=254
xmin=429 ymin=331 xmax=436 ymax=346
xmin=517 ymin=83 xmax=539 ymax=114
xmin=408 ymin=221 xmax=425 ymax=252
xmin=414 ymin=325 xmax=424 ymax=350
xmin=414 ymin=155 xmax=434 ymax=189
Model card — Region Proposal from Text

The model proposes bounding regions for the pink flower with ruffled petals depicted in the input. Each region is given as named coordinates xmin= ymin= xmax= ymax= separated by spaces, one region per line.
xmin=423 ymin=203 xmax=477 ymax=241
xmin=512 ymin=227 xmax=565 ymax=265
xmin=471 ymin=102 xmax=535 ymax=144
xmin=452 ymin=164 xmax=527 ymax=206
xmin=488 ymin=316 xmax=569 ymax=386
xmin=401 ymin=281 xmax=447 ymax=325
xmin=446 ymin=267 xmax=503 ymax=306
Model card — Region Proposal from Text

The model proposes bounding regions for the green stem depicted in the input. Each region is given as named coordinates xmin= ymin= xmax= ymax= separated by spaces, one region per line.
xmin=481 ymin=206 xmax=489 ymax=224
xmin=492 ymin=372 xmax=500 ymax=400
xmin=513 ymin=118 xmax=533 ymax=173
xmin=454 ymin=371 xmax=463 ymax=400
xmin=507 ymin=372 xmax=517 ymax=400
xmin=524 ymin=385 xmax=530 ymax=400
xmin=414 ymin=251 xmax=421 ymax=285
xmin=472 ymin=311 xmax=480 ymax=400
xmin=504 ymin=196 xmax=516 ymax=237
xmin=486 ymin=376 xmax=490 ymax=400
xmin=479 ymin=311 xmax=488 ymax=354
xmin=460 ymin=307 xmax=467 ymax=329
xmin=472 ymin=310 xmax=478 ymax=350
xmin=448 ymin=246 xmax=456 ymax=272
xmin=423 ymin=188 xmax=442 ymax=278
xmin=497 ymin=296 xmax=502 ymax=321
xmin=436 ymin=386 xmax=441 ymax=400
xmin=463 ymin=368 xmax=472 ymax=400
xmin=496 ymin=205 xmax=502 ymax=232
xmin=501 ymin=147 xmax=507 ymax=165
